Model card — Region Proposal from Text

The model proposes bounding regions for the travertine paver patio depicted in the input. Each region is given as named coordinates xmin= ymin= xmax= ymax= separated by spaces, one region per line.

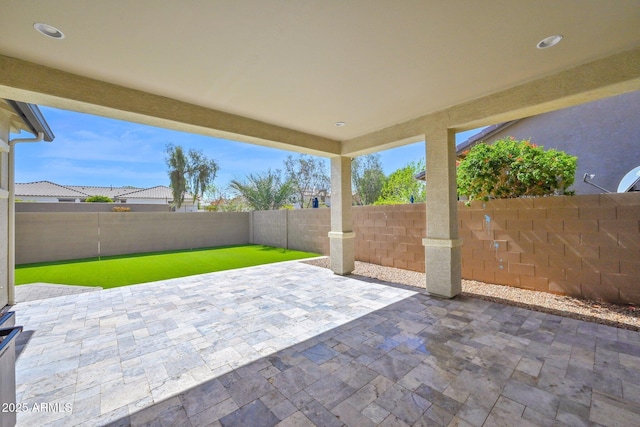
xmin=12 ymin=261 xmax=640 ymax=426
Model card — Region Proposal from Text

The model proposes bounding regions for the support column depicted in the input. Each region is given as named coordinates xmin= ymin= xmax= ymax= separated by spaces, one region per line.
xmin=423 ymin=129 xmax=462 ymax=298
xmin=0 ymin=112 xmax=11 ymax=307
xmin=328 ymin=156 xmax=355 ymax=275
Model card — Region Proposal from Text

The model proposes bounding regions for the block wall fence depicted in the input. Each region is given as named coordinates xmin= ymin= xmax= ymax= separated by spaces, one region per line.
xmin=15 ymin=193 xmax=640 ymax=304
xmin=16 ymin=212 xmax=249 ymax=264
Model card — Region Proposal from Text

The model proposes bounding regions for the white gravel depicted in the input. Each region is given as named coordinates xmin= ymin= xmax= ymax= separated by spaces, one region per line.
xmin=303 ymin=257 xmax=640 ymax=331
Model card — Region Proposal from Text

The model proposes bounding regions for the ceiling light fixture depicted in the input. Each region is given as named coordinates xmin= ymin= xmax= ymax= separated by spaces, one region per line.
xmin=335 ymin=122 xmax=346 ymax=127
xmin=34 ymin=23 xmax=65 ymax=39
xmin=536 ymin=34 xmax=563 ymax=49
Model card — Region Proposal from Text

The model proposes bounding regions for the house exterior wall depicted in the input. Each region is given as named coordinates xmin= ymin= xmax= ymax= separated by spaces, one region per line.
xmin=16 ymin=202 xmax=171 ymax=213
xmin=125 ymin=197 xmax=171 ymax=205
xmin=17 ymin=196 xmax=63 ymax=203
xmin=480 ymin=91 xmax=640 ymax=195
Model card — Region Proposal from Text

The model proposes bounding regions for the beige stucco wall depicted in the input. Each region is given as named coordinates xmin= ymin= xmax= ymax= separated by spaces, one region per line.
xmin=16 ymin=212 xmax=250 ymax=264
xmin=0 ymin=112 xmax=11 ymax=306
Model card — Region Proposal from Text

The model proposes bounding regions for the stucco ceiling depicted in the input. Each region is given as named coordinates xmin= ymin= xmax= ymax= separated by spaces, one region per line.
xmin=1 ymin=1 xmax=640 ymax=145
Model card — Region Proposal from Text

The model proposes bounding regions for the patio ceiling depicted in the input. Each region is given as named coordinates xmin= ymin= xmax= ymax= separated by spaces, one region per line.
xmin=1 ymin=1 xmax=640 ymax=156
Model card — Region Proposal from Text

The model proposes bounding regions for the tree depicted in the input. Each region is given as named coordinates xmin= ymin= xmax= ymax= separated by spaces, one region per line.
xmin=229 ymin=169 xmax=294 ymax=211
xmin=85 ymin=195 xmax=113 ymax=203
xmin=284 ymin=154 xmax=330 ymax=208
xmin=352 ymin=154 xmax=385 ymax=205
xmin=375 ymin=159 xmax=426 ymax=205
xmin=457 ymin=137 xmax=577 ymax=202
xmin=165 ymin=144 xmax=219 ymax=209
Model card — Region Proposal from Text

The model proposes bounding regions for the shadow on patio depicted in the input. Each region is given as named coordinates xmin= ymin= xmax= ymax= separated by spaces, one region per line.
xmin=13 ymin=262 xmax=640 ymax=427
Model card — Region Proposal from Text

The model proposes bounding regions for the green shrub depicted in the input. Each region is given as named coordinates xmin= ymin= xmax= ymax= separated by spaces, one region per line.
xmin=375 ymin=159 xmax=425 ymax=205
xmin=457 ymin=137 xmax=576 ymax=201
xmin=85 ymin=195 xmax=113 ymax=203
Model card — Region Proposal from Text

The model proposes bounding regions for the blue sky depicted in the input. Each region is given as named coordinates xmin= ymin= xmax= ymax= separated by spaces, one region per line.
xmin=13 ymin=106 xmax=481 ymax=193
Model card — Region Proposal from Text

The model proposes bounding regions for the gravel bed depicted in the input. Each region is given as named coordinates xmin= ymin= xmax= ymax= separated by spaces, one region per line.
xmin=303 ymin=257 xmax=640 ymax=331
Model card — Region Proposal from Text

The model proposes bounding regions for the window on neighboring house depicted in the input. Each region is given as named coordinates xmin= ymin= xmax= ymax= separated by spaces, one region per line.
xmin=58 ymin=198 xmax=75 ymax=202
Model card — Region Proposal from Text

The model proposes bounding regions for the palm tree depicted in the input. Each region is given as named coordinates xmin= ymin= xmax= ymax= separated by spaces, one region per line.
xmin=229 ymin=170 xmax=294 ymax=210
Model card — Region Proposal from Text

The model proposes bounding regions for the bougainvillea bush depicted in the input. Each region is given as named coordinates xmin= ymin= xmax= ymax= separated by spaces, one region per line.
xmin=457 ymin=137 xmax=577 ymax=201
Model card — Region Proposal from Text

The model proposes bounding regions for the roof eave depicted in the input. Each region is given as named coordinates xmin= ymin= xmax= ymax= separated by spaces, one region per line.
xmin=5 ymin=99 xmax=55 ymax=141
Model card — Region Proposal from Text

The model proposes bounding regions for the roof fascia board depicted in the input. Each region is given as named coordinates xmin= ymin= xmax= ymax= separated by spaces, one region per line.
xmin=342 ymin=46 xmax=640 ymax=156
xmin=455 ymin=120 xmax=521 ymax=153
xmin=5 ymin=99 xmax=55 ymax=141
xmin=0 ymin=54 xmax=341 ymax=157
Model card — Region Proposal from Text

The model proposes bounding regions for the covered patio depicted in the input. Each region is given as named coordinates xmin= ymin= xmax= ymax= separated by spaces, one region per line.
xmin=2 ymin=1 xmax=640 ymax=301
xmin=2 ymin=2 xmax=640 ymax=426
xmin=14 ymin=261 xmax=640 ymax=426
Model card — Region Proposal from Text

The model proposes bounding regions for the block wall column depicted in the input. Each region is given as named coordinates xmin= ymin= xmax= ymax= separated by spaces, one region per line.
xmin=423 ymin=129 xmax=462 ymax=297
xmin=328 ymin=156 xmax=355 ymax=275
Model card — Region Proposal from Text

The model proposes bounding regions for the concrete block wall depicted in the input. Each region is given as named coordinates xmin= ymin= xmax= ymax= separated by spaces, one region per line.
xmin=17 ymin=213 xmax=100 ymax=263
xmin=250 ymin=209 xmax=330 ymax=255
xmin=287 ymin=209 xmax=330 ymax=255
xmin=353 ymin=204 xmax=425 ymax=271
xmin=459 ymin=193 xmax=640 ymax=304
xmin=15 ymin=194 xmax=640 ymax=304
xmin=250 ymin=210 xmax=287 ymax=248
xmin=16 ymin=212 xmax=250 ymax=264
xmin=99 ymin=212 xmax=249 ymax=257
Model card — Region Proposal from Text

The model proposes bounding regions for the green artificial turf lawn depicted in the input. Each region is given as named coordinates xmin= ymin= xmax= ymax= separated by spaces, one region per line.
xmin=15 ymin=244 xmax=319 ymax=289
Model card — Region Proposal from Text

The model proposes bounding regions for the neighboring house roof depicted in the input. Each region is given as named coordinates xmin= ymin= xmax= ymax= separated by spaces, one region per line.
xmin=66 ymin=185 xmax=137 ymax=199
xmin=15 ymin=181 xmax=192 ymax=201
xmin=119 ymin=186 xmax=176 ymax=200
xmin=16 ymin=181 xmax=88 ymax=198
xmin=414 ymin=120 xmax=521 ymax=181
xmin=455 ymin=120 xmax=521 ymax=153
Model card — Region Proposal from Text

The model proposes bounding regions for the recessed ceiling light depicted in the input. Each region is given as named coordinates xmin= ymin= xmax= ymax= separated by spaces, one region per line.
xmin=335 ymin=122 xmax=346 ymax=127
xmin=536 ymin=35 xmax=563 ymax=49
xmin=34 ymin=23 xmax=65 ymax=39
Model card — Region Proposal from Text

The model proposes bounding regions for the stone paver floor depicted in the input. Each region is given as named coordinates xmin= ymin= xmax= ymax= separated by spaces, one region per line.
xmin=12 ymin=261 xmax=640 ymax=426
xmin=16 ymin=282 xmax=101 ymax=303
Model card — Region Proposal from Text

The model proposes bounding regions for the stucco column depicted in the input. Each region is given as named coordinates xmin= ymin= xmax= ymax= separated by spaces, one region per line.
xmin=423 ymin=129 xmax=462 ymax=298
xmin=328 ymin=156 xmax=355 ymax=275
xmin=0 ymin=111 xmax=11 ymax=307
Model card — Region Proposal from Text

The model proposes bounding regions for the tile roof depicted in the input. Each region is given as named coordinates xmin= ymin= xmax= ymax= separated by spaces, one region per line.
xmin=66 ymin=185 xmax=140 ymax=198
xmin=15 ymin=181 xmax=193 ymax=201
xmin=119 ymin=186 xmax=175 ymax=200
xmin=15 ymin=181 xmax=88 ymax=198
